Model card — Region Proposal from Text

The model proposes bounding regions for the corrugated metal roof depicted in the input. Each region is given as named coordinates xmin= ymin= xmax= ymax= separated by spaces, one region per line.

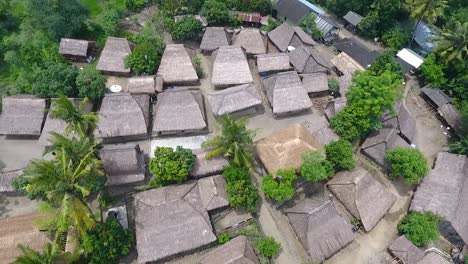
xmin=315 ymin=15 xmax=336 ymax=35
xmin=397 ymin=48 xmax=424 ymax=68
xmin=414 ymin=21 xmax=437 ymax=52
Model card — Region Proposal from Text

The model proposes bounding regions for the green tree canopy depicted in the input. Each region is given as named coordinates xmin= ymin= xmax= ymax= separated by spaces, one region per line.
xmin=419 ymin=54 xmax=448 ymax=87
xmin=256 ymin=237 xmax=281 ymax=258
xmin=325 ymin=140 xmax=355 ymax=171
xmin=171 ymin=15 xmax=203 ymax=41
xmin=202 ymin=0 xmax=231 ymax=25
xmin=385 ymin=147 xmax=429 ymax=184
xmin=13 ymin=243 xmax=69 ymax=264
xmin=405 ymin=0 xmax=448 ymax=24
xmin=301 ymin=13 xmax=323 ymax=40
xmin=433 ymin=21 xmax=468 ymax=63
xmin=300 ymin=151 xmax=334 ymax=182
xmin=262 ymin=169 xmax=297 ymax=202
xmin=30 ymin=62 xmax=78 ymax=98
xmin=226 ymin=179 xmax=259 ymax=213
xmin=125 ymin=39 xmax=164 ymax=75
xmin=49 ymin=95 xmax=98 ymax=136
xmin=398 ymin=212 xmax=442 ymax=246
xmin=76 ymin=66 xmax=106 ymax=101
xmin=148 ymin=146 xmax=195 ymax=187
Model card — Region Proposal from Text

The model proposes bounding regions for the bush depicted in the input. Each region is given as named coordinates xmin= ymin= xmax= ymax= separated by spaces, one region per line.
xmin=301 ymin=13 xmax=323 ymax=40
xmin=171 ymin=15 xmax=203 ymax=41
xmin=256 ymin=237 xmax=281 ymax=258
xmin=125 ymin=0 xmax=146 ymax=11
xmin=419 ymin=54 xmax=448 ymax=87
xmin=382 ymin=27 xmax=410 ymax=50
xmin=125 ymin=39 xmax=164 ymax=75
xmin=368 ymin=50 xmax=403 ymax=76
xmin=359 ymin=12 xmax=380 ymax=38
xmin=262 ymin=169 xmax=297 ymax=202
xmin=260 ymin=17 xmax=281 ymax=32
xmin=325 ymin=140 xmax=355 ymax=171
xmin=31 ymin=63 xmax=78 ymax=98
xmin=328 ymin=79 xmax=340 ymax=94
xmin=223 ymin=164 xmax=250 ymax=182
xmin=385 ymin=147 xmax=428 ymax=184
xmin=300 ymin=152 xmax=334 ymax=182
xmin=397 ymin=212 xmax=442 ymax=247
xmin=236 ymin=0 xmax=272 ymax=15
xmin=192 ymin=56 xmax=205 ymax=78
xmin=76 ymin=66 xmax=106 ymax=101
xmin=82 ymin=217 xmax=134 ymax=264
xmin=226 ymin=179 xmax=259 ymax=213
xmin=202 ymin=0 xmax=231 ymax=25
xmin=148 ymin=146 xmax=195 ymax=187
xmin=217 ymin=232 xmax=231 ymax=244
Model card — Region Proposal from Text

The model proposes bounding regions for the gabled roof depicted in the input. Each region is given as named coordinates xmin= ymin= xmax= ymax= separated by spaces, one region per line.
xmin=96 ymin=37 xmax=132 ymax=74
xmin=158 ymin=44 xmax=198 ymax=85
xmin=262 ymin=71 xmax=312 ymax=115
xmin=286 ymin=199 xmax=355 ymax=262
xmin=388 ymin=236 xmax=424 ymax=264
xmin=438 ymin=104 xmax=463 ymax=136
xmin=200 ymin=235 xmax=259 ymax=264
xmin=397 ymin=48 xmax=424 ymax=69
xmin=0 ymin=95 xmax=46 ymax=136
xmin=192 ymin=149 xmax=229 ymax=179
xmin=200 ymin=27 xmax=230 ymax=53
xmin=417 ymin=252 xmax=452 ymax=264
xmin=361 ymin=128 xmax=411 ymax=168
xmin=126 ymin=75 xmax=158 ymax=94
xmin=268 ymin=23 xmax=296 ymax=52
xmin=301 ymin=72 xmax=329 ymax=94
xmin=275 ymin=0 xmax=325 ymax=24
xmin=212 ymin=46 xmax=253 ymax=87
xmin=293 ymin=26 xmax=318 ymax=46
xmin=421 ymin=86 xmax=453 ymax=109
xmin=302 ymin=121 xmax=340 ymax=147
xmin=289 ymin=46 xmax=329 ymax=73
xmin=232 ymin=28 xmax=266 ymax=55
xmin=343 ymin=11 xmax=363 ymax=27
xmin=324 ymin=97 xmax=347 ymax=121
xmin=100 ymin=144 xmax=145 ymax=186
xmin=59 ymin=38 xmax=89 ymax=57
xmin=198 ymin=175 xmax=229 ymax=211
xmin=333 ymin=38 xmax=380 ymax=68
xmin=0 ymin=168 xmax=22 ymax=193
xmin=327 ymin=167 xmax=396 ymax=231
xmin=256 ymin=53 xmax=291 ymax=73
xmin=207 ymin=83 xmax=262 ymax=117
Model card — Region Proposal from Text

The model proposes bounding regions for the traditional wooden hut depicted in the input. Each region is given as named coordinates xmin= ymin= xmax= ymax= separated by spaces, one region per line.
xmin=200 ymin=27 xmax=230 ymax=54
xmin=200 ymin=235 xmax=259 ymax=264
xmin=100 ymin=144 xmax=146 ymax=186
xmin=157 ymin=44 xmax=198 ymax=85
xmin=302 ymin=121 xmax=340 ymax=147
xmin=198 ymin=175 xmax=229 ymax=212
xmin=420 ymin=86 xmax=453 ymax=109
xmin=333 ymin=37 xmax=380 ymax=69
xmin=0 ymin=95 xmax=47 ymax=137
xmin=212 ymin=46 xmax=253 ymax=88
xmin=301 ymin=72 xmax=329 ymax=97
xmin=418 ymin=252 xmax=453 ymax=264
xmin=126 ymin=75 xmax=162 ymax=94
xmin=96 ymin=37 xmax=132 ymax=76
xmin=289 ymin=45 xmax=329 ymax=74
xmin=388 ymin=236 xmax=425 ymax=264
xmin=343 ymin=11 xmax=363 ymax=31
xmin=232 ymin=28 xmax=266 ymax=56
xmin=438 ymin=103 xmax=463 ymax=136
xmin=0 ymin=168 xmax=22 ymax=193
xmin=59 ymin=38 xmax=90 ymax=61
xmin=206 ymin=83 xmax=262 ymax=117
xmin=256 ymin=53 xmax=291 ymax=74
xmin=324 ymin=98 xmax=347 ymax=121
xmin=381 ymin=103 xmax=417 ymax=144
xmin=192 ymin=149 xmax=229 ymax=179
xmin=267 ymin=22 xmax=317 ymax=52
xmin=262 ymin=71 xmax=312 ymax=117
xmin=361 ymin=128 xmax=411 ymax=168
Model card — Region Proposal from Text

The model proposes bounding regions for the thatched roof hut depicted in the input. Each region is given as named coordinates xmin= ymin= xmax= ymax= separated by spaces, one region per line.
xmin=207 ymin=83 xmax=262 ymax=117
xmin=381 ymin=103 xmax=417 ymax=144
xmin=157 ymin=44 xmax=198 ymax=85
xmin=95 ymin=93 xmax=149 ymax=142
xmin=100 ymin=144 xmax=146 ymax=186
xmin=96 ymin=37 xmax=132 ymax=75
xmin=133 ymin=181 xmax=220 ymax=263
xmin=333 ymin=37 xmax=380 ymax=68
xmin=301 ymin=72 xmax=329 ymax=96
xmin=232 ymin=28 xmax=266 ymax=56
xmin=38 ymin=98 xmax=92 ymax=146
xmin=152 ymin=89 xmax=207 ymax=136
xmin=331 ymin=52 xmax=364 ymax=75
xmin=0 ymin=213 xmax=50 ymax=263
xmin=262 ymin=71 xmax=312 ymax=117
xmin=361 ymin=128 xmax=411 ymax=168
xmin=126 ymin=75 xmax=161 ymax=94
xmin=199 ymin=235 xmax=259 ymax=264
xmin=410 ymin=152 xmax=468 ymax=246
xmin=388 ymin=236 xmax=424 ymax=264
xmin=59 ymin=38 xmax=89 ymax=60
xmin=267 ymin=23 xmax=316 ymax=52
xmin=192 ymin=149 xmax=229 ymax=179
xmin=256 ymin=124 xmax=321 ymax=173
xmin=200 ymin=27 xmax=230 ymax=54
xmin=438 ymin=103 xmax=463 ymax=136
xmin=198 ymin=175 xmax=229 ymax=211
xmin=327 ymin=167 xmax=396 ymax=231
xmin=212 ymin=46 xmax=253 ymax=88
xmin=302 ymin=121 xmax=340 ymax=147
xmin=289 ymin=46 xmax=329 ymax=74
xmin=0 ymin=168 xmax=22 ymax=193
xmin=256 ymin=53 xmax=291 ymax=73
xmin=343 ymin=11 xmax=363 ymax=27
xmin=417 ymin=252 xmax=452 ymax=264
xmin=324 ymin=98 xmax=347 ymax=121
xmin=286 ymin=199 xmax=355 ymax=262
xmin=0 ymin=95 xmax=47 ymax=137
xmin=420 ymin=86 xmax=452 ymax=109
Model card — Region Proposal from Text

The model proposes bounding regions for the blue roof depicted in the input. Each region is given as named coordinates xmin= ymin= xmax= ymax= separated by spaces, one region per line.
xmin=297 ymin=0 xmax=326 ymax=15
xmin=414 ymin=21 xmax=437 ymax=52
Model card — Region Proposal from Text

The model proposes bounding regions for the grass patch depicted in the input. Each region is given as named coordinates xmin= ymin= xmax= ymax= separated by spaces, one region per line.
xmin=81 ymin=0 xmax=126 ymax=18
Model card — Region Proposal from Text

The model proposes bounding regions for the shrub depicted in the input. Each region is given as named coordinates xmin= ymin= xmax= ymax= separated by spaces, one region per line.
xmin=328 ymin=79 xmax=340 ymax=94
xmin=382 ymin=27 xmax=410 ymax=51
xmin=202 ymin=0 xmax=231 ymax=25
xmin=300 ymin=152 xmax=334 ymax=182
xmin=325 ymin=140 xmax=355 ymax=171
xmin=124 ymin=39 xmax=164 ymax=75
xmin=236 ymin=0 xmax=272 ymax=15
xmin=260 ymin=17 xmax=281 ymax=32
xmin=192 ymin=56 xmax=205 ymax=78
xmin=301 ymin=13 xmax=323 ymax=40
xmin=148 ymin=146 xmax=195 ymax=187
xmin=76 ymin=66 xmax=106 ymax=101
xmin=419 ymin=54 xmax=447 ymax=87
xmin=124 ymin=0 xmax=146 ymax=11
xmin=31 ymin=63 xmax=78 ymax=98
xmin=217 ymin=232 xmax=231 ymax=244
xmin=385 ymin=147 xmax=429 ymax=184
xmin=359 ymin=12 xmax=380 ymax=38
xmin=262 ymin=169 xmax=297 ymax=202
xmin=82 ymin=217 xmax=134 ymax=264
xmin=397 ymin=212 xmax=442 ymax=247
xmin=226 ymin=179 xmax=259 ymax=213
xmin=368 ymin=50 xmax=403 ymax=76
xmin=171 ymin=15 xmax=203 ymax=41
xmin=256 ymin=237 xmax=281 ymax=258
xmin=223 ymin=164 xmax=250 ymax=182
xmin=98 ymin=191 xmax=115 ymax=208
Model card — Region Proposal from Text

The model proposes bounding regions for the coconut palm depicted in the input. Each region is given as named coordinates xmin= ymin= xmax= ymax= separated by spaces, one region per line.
xmin=49 ymin=95 xmax=97 ymax=137
xmin=432 ymin=21 xmax=468 ymax=63
xmin=13 ymin=243 xmax=64 ymax=264
xmin=405 ymin=0 xmax=448 ymax=24
xmin=202 ymin=115 xmax=256 ymax=169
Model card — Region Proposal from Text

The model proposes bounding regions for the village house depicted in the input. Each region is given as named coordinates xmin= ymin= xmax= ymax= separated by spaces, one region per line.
xmin=343 ymin=11 xmax=363 ymax=32
xmin=289 ymin=45 xmax=330 ymax=74
xmin=211 ymin=46 xmax=253 ymax=88
xmin=232 ymin=28 xmax=267 ymax=56
xmin=275 ymin=0 xmax=325 ymax=24
xmin=256 ymin=53 xmax=291 ymax=75
xmin=59 ymin=38 xmax=92 ymax=62
xmin=333 ymin=37 xmax=380 ymax=69
xmin=126 ymin=75 xmax=163 ymax=94
xmin=157 ymin=44 xmax=199 ymax=86
xmin=0 ymin=95 xmax=47 ymax=137
xmin=191 ymin=149 xmax=229 ymax=179
xmin=361 ymin=128 xmax=411 ymax=168
xmin=388 ymin=236 xmax=425 ymax=264
xmin=100 ymin=144 xmax=146 ymax=186
xmin=420 ymin=86 xmax=453 ymax=109
xmin=301 ymin=72 xmax=329 ymax=97
xmin=268 ymin=23 xmax=317 ymax=53
xmin=199 ymin=235 xmax=259 ymax=264
xmin=324 ymin=98 xmax=347 ymax=121
xmin=200 ymin=27 xmax=230 ymax=54
xmin=206 ymin=83 xmax=263 ymax=118
xmin=96 ymin=37 xmax=133 ymax=76
xmin=302 ymin=121 xmax=340 ymax=147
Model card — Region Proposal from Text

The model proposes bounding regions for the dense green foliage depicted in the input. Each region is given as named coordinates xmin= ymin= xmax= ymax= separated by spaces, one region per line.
xmin=382 ymin=26 xmax=410 ymax=50
xmin=300 ymin=151 xmax=334 ymax=182
xmin=449 ymin=103 xmax=468 ymax=155
xmin=433 ymin=21 xmax=468 ymax=63
xmin=171 ymin=15 xmax=203 ymax=41
xmin=76 ymin=66 xmax=106 ymax=101
xmin=86 ymin=3 xmax=124 ymax=45
xmin=262 ymin=169 xmax=297 ymax=202
xmin=217 ymin=232 xmax=231 ymax=244
xmin=235 ymin=0 xmax=272 ymax=15
xmin=256 ymin=237 xmax=281 ymax=258
xmin=124 ymin=0 xmax=146 ymax=11
xmin=125 ymin=39 xmax=164 ymax=75
xmin=223 ymin=164 xmax=259 ymax=213
xmin=419 ymin=54 xmax=448 ymax=87
xmin=148 ymin=146 xmax=194 ymax=187
xmin=49 ymin=95 xmax=98 ymax=136
xmin=325 ymin=140 xmax=355 ymax=171
xmin=30 ymin=63 xmax=78 ymax=97
xmin=202 ymin=0 xmax=232 ymax=25
xmin=82 ymin=218 xmax=134 ymax=264
xmin=398 ymin=212 xmax=442 ymax=246
xmin=386 ymin=147 xmax=429 ymax=184
xmin=223 ymin=164 xmax=250 ymax=182
xmin=301 ymin=13 xmax=323 ymax=40
xmin=12 ymin=243 xmax=70 ymax=264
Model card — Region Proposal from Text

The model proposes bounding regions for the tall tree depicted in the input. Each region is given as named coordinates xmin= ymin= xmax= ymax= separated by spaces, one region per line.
xmin=433 ymin=21 xmax=468 ymax=63
xmin=405 ymin=0 xmax=448 ymax=44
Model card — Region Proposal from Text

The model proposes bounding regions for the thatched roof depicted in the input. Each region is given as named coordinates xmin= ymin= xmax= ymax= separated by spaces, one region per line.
xmin=100 ymin=144 xmax=145 ymax=186
xmin=302 ymin=122 xmax=340 ymax=147
xmin=268 ymin=23 xmax=295 ymax=52
xmin=286 ymin=199 xmax=355 ymax=262
xmin=343 ymin=11 xmax=363 ymax=27
xmin=331 ymin=52 xmax=365 ymax=75
xmin=361 ymin=128 xmax=411 ymax=168
xmin=96 ymin=37 xmax=132 ymax=74
xmin=232 ymin=28 xmax=266 ymax=55
xmin=192 ymin=149 xmax=229 ymax=179
xmin=212 ymin=46 xmax=253 ymax=88
xmin=152 ymin=89 xmax=207 ymax=135
xmin=438 ymin=103 xmax=463 ymax=136
xmin=59 ymin=38 xmax=89 ymax=57
xmin=207 ymin=83 xmax=262 ymax=117
xmin=200 ymin=235 xmax=259 ymax=264
xmin=256 ymin=124 xmax=321 ymax=173
xmin=327 ymin=167 xmax=396 ymax=231
xmin=388 ymin=236 xmax=424 ymax=264
xmin=0 ymin=95 xmax=46 ymax=136
xmin=293 ymin=26 xmax=317 ymax=46
xmin=289 ymin=46 xmax=329 ymax=74
xmin=95 ymin=93 xmax=149 ymax=142
xmin=324 ymin=97 xmax=347 ymax=121
xmin=0 ymin=213 xmax=50 ymax=263
xmin=420 ymin=86 xmax=452 ymax=109
xmin=410 ymin=152 xmax=468 ymax=244
xmin=133 ymin=181 xmax=218 ymax=263
xmin=262 ymin=71 xmax=312 ymax=116
xmin=198 ymin=175 xmax=229 ymax=211
xmin=126 ymin=75 xmax=158 ymax=94
xmin=417 ymin=252 xmax=452 ymax=264
xmin=39 ymin=98 xmax=92 ymax=146
xmin=256 ymin=53 xmax=291 ymax=73
xmin=0 ymin=168 xmax=22 ymax=193
xmin=396 ymin=104 xmax=416 ymax=143
xmin=158 ymin=44 xmax=198 ymax=85
xmin=301 ymin=72 xmax=329 ymax=94
xmin=200 ymin=27 xmax=230 ymax=53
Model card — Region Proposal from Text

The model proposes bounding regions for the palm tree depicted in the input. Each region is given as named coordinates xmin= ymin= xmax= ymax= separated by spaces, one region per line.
xmin=432 ymin=21 xmax=468 ymax=63
xmin=13 ymin=243 xmax=64 ymax=264
xmin=202 ymin=115 xmax=256 ymax=169
xmin=405 ymin=0 xmax=448 ymax=45
xmin=49 ymin=95 xmax=97 ymax=137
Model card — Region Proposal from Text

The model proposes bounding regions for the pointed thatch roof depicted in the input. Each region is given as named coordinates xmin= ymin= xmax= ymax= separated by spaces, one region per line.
xmin=301 ymin=72 xmax=329 ymax=94
xmin=126 ymin=75 xmax=159 ymax=94
xmin=331 ymin=52 xmax=365 ymax=75
xmin=100 ymin=144 xmax=146 ymax=186
xmin=289 ymin=46 xmax=329 ymax=74
xmin=286 ymin=199 xmax=355 ymax=262
xmin=256 ymin=124 xmax=321 ymax=173
xmin=200 ymin=27 xmax=230 ymax=54
xmin=361 ymin=128 xmax=411 ymax=168
xmin=388 ymin=236 xmax=424 ymax=264
xmin=396 ymin=104 xmax=416 ymax=143
xmin=200 ymin=235 xmax=259 ymax=264
xmin=133 ymin=181 xmax=219 ymax=263
xmin=256 ymin=53 xmax=291 ymax=73
xmin=157 ymin=44 xmax=198 ymax=85
xmin=96 ymin=37 xmax=132 ymax=74
xmin=232 ymin=28 xmax=266 ymax=55
xmin=59 ymin=38 xmax=89 ymax=57
xmin=95 ymin=93 xmax=149 ymax=142
xmin=267 ymin=23 xmax=317 ymax=52
xmin=327 ymin=167 xmax=396 ymax=231
xmin=0 ymin=168 xmax=22 ymax=193
xmin=212 ymin=46 xmax=253 ymax=88
xmin=152 ymin=88 xmax=207 ymax=135
xmin=0 ymin=95 xmax=46 ymax=136
xmin=192 ymin=149 xmax=229 ymax=179
xmin=293 ymin=26 xmax=317 ymax=46
xmin=207 ymin=83 xmax=262 ymax=117
xmin=262 ymin=71 xmax=312 ymax=116
xmin=324 ymin=97 xmax=347 ymax=121
xmin=198 ymin=175 xmax=229 ymax=211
